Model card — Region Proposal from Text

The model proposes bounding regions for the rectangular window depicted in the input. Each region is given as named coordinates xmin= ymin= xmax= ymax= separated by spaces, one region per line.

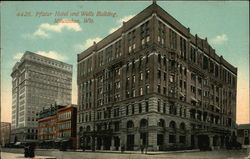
xmin=145 ymin=85 xmax=149 ymax=94
xmin=157 ymin=100 xmax=161 ymax=112
xmin=183 ymin=81 xmax=186 ymax=89
xmin=198 ymin=77 xmax=202 ymax=84
xmin=163 ymin=103 xmax=166 ymax=113
xmin=215 ymin=65 xmax=219 ymax=77
xmin=157 ymin=85 xmax=161 ymax=93
xmin=179 ymin=80 xmax=182 ymax=88
xmin=203 ymin=56 xmax=208 ymax=70
xmin=141 ymin=21 xmax=150 ymax=47
xmin=146 ymin=70 xmax=150 ymax=80
xmin=209 ymin=60 xmax=214 ymax=73
xmin=146 ymin=55 xmax=149 ymax=64
xmin=126 ymin=91 xmax=130 ymax=98
xmin=169 ymin=29 xmax=177 ymax=49
xmin=115 ymin=40 xmax=121 ymax=58
xmin=128 ymin=30 xmax=136 ymax=53
xmin=198 ymin=89 xmax=202 ymax=96
xmin=191 ymin=85 xmax=196 ymax=93
xmin=126 ymin=63 xmax=129 ymax=72
xmin=163 ymin=87 xmax=166 ymax=95
xmin=126 ymin=77 xmax=130 ymax=89
xmin=139 ymin=72 xmax=143 ymax=81
xmin=190 ymin=47 xmax=196 ymax=63
xmin=132 ymin=104 xmax=135 ymax=114
xmin=139 ymin=87 xmax=143 ymax=96
xmin=132 ymin=89 xmax=135 ymax=97
xmin=169 ymin=75 xmax=174 ymax=82
xmin=180 ymin=37 xmax=186 ymax=59
xmin=139 ymin=103 xmax=142 ymax=113
xmin=126 ymin=105 xmax=129 ymax=115
xmin=158 ymin=70 xmax=161 ymax=79
xmin=158 ymin=20 xmax=166 ymax=47
xmin=106 ymin=45 xmax=113 ymax=63
xmin=145 ymin=101 xmax=149 ymax=112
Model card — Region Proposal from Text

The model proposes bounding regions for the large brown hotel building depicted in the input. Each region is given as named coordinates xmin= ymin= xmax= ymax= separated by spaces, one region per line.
xmin=77 ymin=2 xmax=237 ymax=151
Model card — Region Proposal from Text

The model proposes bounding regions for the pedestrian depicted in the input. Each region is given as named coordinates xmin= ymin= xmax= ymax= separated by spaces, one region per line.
xmin=140 ymin=144 xmax=144 ymax=154
xmin=29 ymin=143 xmax=35 ymax=159
xmin=121 ymin=144 xmax=125 ymax=153
xmin=24 ymin=143 xmax=29 ymax=158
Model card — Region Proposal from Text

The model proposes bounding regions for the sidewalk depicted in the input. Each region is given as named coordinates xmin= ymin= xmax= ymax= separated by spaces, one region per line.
xmin=1 ymin=152 xmax=56 ymax=159
xmin=74 ymin=149 xmax=200 ymax=155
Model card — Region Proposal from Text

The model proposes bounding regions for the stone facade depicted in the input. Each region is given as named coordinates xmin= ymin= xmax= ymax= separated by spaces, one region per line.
xmin=11 ymin=51 xmax=72 ymax=143
xmin=1 ymin=122 xmax=11 ymax=146
xmin=77 ymin=2 xmax=237 ymax=151
xmin=237 ymin=124 xmax=250 ymax=146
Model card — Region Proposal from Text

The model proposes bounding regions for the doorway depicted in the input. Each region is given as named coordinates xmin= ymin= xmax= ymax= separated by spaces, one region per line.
xmin=127 ymin=135 xmax=134 ymax=150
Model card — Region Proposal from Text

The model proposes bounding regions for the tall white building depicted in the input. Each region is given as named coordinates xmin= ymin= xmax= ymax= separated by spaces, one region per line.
xmin=11 ymin=51 xmax=72 ymax=143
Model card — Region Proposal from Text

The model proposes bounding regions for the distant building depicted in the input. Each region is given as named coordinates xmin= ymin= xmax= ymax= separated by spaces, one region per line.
xmin=1 ymin=122 xmax=11 ymax=146
xmin=11 ymin=51 xmax=72 ymax=143
xmin=237 ymin=124 xmax=250 ymax=145
xmin=37 ymin=104 xmax=77 ymax=149
xmin=77 ymin=2 xmax=237 ymax=151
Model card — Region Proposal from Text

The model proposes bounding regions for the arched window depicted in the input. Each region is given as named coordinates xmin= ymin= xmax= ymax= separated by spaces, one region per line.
xmin=158 ymin=119 xmax=165 ymax=127
xmin=180 ymin=122 xmax=186 ymax=131
xmin=127 ymin=120 xmax=134 ymax=128
xmin=140 ymin=119 xmax=148 ymax=128
xmin=104 ymin=123 xmax=107 ymax=130
xmin=97 ymin=124 xmax=102 ymax=131
xmin=169 ymin=121 xmax=176 ymax=129
xmin=86 ymin=125 xmax=91 ymax=132
xmin=79 ymin=126 xmax=83 ymax=132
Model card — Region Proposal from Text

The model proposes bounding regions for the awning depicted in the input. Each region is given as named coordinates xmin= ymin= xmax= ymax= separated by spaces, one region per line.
xmin=215 ymin=105 xmax=221 ymax=110
xmin=15 ymin=142 xmax=21 ymax=145
xmin=179 ymin=92 xmax=185 ymax=97
xmin=191 ymin=97 xmax=198 ymax=103
xmin=210 ymin=104 xmax=221 ymax=110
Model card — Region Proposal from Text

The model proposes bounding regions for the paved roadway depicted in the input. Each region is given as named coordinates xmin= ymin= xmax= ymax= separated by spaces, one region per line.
xmin=2 ymin=149 xmax=250 ymax=159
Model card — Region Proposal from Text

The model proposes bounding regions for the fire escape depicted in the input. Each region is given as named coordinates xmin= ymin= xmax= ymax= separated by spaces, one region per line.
xmin=168 ymin=51 xmax=178 ymax=99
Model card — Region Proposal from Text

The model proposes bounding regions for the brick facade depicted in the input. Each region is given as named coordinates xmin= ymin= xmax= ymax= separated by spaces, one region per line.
xmin=37 ymin=105 xmax=77 ymax=149
xmin=77 ymin=2 xmax=237 ymax=151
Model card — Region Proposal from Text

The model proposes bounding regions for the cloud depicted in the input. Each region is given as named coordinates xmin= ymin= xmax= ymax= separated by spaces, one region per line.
xmin=39 ymin=23 xmax=82 ymax=32
xmin=33 ymin=29 xmax=50 ymax=38
xmin=36 ymin=51 xmax=67 ymax=61
xmin=74 ymin=37 xmax=102 ymax=51
xmin=13 ymin=52 xmax=24 ymax=60
xmin=210 ymin=34 xmax=228 ymax=45
xmin=23 ymin=21 xmax=82 ymax=39
xmin=109 ymin=15 xmax=134 ymax=34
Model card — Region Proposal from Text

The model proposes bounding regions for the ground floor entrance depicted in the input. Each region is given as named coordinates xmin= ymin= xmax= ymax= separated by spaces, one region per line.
xmin=198 ymin=135 xmax=210 ymax=150
xmin=127 ymin=135 xmax=134 ymax=150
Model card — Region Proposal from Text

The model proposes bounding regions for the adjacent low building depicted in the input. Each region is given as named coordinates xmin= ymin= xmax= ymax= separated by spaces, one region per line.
xmin=1 ymin=122 xmax=11 ymax=147
xmin=77 ymin=2 xmax=237 ymax=151
xmin=37 ymin=104 xmax=77 ymax=149
xmin=237 ymin=124 xmax=250 ymax=146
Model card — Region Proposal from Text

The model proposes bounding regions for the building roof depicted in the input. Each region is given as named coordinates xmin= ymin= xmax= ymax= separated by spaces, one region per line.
xmin=12 ymin=51 xmax=73 ymax=74
xmin=77 ymin=2 xmax=237 ymax=74
xmin=38 ymin=105 xmax=66 ymax=120
xmin=1 ymin=122 xmax=11 ymax=127
xmin=238 ymin=124 xmax=250 ymax=129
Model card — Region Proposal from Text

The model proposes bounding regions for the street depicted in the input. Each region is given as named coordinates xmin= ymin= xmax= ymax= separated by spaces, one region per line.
xmin=1 ymin=149 xmax=250 ymax=159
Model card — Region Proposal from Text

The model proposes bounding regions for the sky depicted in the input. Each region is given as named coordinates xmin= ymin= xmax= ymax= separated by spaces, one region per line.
xmin=1 ymin=1 xmax=249 ymax=124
